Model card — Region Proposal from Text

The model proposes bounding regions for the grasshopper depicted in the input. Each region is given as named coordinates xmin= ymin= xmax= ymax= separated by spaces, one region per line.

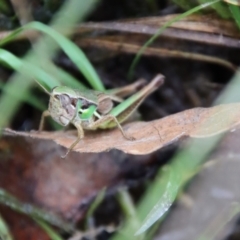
xmin=39 ymin=74 xmax=164 ymax=158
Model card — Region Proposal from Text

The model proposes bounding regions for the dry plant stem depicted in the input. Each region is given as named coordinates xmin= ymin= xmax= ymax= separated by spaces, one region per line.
xmin=78 ymin=38 xmax=237 ymax=71
xmin=186 ymin=88 xmax=202 ymax=107
xmin=0 ymin=15 xmax=239 ymax=48
xmin=10 ymin=0 xmax=33 ymax=25
xmin=78 ymin=15 xmax=240 ymax=48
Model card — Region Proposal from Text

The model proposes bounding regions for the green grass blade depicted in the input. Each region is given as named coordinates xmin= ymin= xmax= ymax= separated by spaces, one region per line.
xmin=86 ymin=188 xmax=106 ymax=220
xmin=224 ymin=0 xmax=240 ymax=5
xmin=199 ymin=0 xmax=231 ymax=18
xmin=128 ymin=0 xmax=220 ymax=79
xmin=0 ymin=82 xmax=46 ymax=110
xmin=228 ymin=3 xmax=240 ymax=29
xmin=40 ymin=59 xmax=87 ymax=90
xmin=0 ymin=48 xmax=60 ymax=90
xmin=0 ymin=0 xmax=97 ymax=129
xmin=0 ymin=49 xmax=58 ymax=127
xmin=55 ymin=66 xmax=87 ymax=90
xmin=0 ymin=213 xmax=13 ymax=240
xmin=135 ymin=136 xmax=221 ymax=236
xmin=35 ymin=219 xmax=64 ymax=240
xmin=0 ymin=21 xmax=104 ymax=91
xmin=0 ymin=188 xmax=74 ymax=232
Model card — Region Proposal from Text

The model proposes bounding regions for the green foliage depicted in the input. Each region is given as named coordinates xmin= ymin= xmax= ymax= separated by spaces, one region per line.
xmin=0 ymin=188 xmax=74 ymax=232
xmin=0 ymin=22 xmax=104 ymax=91
xmin=174 ymin=0 xmax=240 ymax=23
xmin=228 ymin=3 xmax=240 ymax=28
xmin=35 ymin=219 xmax=64 ymax=240
xmin=0 ymin=0 xmax=99 ymax=129
xmin=0 ymin=213 xmax=12 ymax=240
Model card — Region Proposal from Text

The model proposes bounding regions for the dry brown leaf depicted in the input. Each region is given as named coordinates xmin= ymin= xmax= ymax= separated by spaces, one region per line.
xmin=0 ymin=135 xmax=152 ymax=238
xmin=0 ymin=135 xmax=153 ymax=218
xmin=4 ymin=103 xmax=240 ymax=155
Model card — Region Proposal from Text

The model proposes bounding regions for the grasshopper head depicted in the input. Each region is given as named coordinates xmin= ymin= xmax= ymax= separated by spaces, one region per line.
xmin=48 ymin=86 xmax=79 ymax=126
xmin=48 ymin=86 xmax=98 ymax=127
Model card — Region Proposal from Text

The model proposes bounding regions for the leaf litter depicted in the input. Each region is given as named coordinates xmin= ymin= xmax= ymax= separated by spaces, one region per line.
xmin=1 ymin=102 xmax=239 ymax=238
xmin=0 ymin=135 xmax=151 ymax=239
xmin=3 ymin=103 xmax=240 ymax=155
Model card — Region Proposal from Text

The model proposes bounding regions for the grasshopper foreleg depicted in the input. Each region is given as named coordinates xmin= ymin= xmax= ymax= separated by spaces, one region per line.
xmin=61 ymin=122 xmax=85 ymax=158
xmin=39 ymin=110 xmax=50 ymax=131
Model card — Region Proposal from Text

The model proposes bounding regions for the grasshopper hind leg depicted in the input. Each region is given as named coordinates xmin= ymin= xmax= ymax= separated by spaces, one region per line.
xmin=89 ymin=114 xmax=135 ymax=141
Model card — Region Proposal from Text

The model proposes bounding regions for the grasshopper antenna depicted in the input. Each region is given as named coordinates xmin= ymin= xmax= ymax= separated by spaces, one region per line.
xmin=34 ymin=79 xmax=51 ymax=96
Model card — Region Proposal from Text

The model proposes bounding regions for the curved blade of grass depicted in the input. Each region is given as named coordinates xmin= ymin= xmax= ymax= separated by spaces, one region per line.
xmin=0 ymin=48 xmax=60 ymax=90
xmin=0 ymin=55 xmax=86 ymax=110
xmin=117 ymin=188 xmax=141 ymax=238
xmin=0 ymin=213 xmax=13 ymax=240
xmin=85 ymin=188 xmax=106 ymax=229
xmin=0 ymin=21 xmax=104 ymax=91
xmin=0 ymin=82 xmax=45 ymax=110
xmin=117 ymin=188 xmax=137 ymax=219
xmin=0 ymin=0 xmax=98 ymax=129
xmin=37 ymin=58 xmax=87 ymax=90
xmin=128 ymin=0 xmax=220 ymax=79
xmin=55 ymin=66 xmax=87 ymax=90
xmin=134 ymin=166 xmax=178 ymax=235
xmin=224 ymin=0 xmax=240 ymax=5
xmin=86 ymin=188 xmax=106 ymax=220
xmin=199 ymin=0 xmax=231 ymax=18
xmin=228 ymin=3 xmax=240 ymax=29
xmin=35 ymin=219 xmax=64 ymax=240
xmin=0 ymin=188 xmax=74 ymax=232
xmin=134 ymin=136 xmax=221 ymax=236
